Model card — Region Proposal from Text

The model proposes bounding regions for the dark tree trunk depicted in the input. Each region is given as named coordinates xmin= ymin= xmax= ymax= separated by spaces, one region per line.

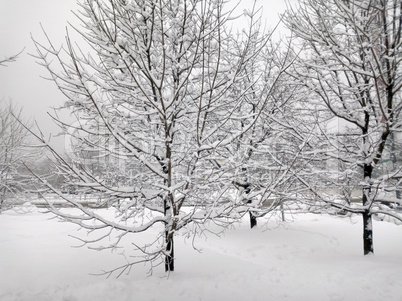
xmin=244 ymin=181 xmax=257 ymax=229
xmin=163 ymin=193 xmax=174 ymax=272
xmin=249 ymin=212 xmax=257 ymax=228
xmin=246 ymin=199 xmax=257 ymax=228
xmin=165 ymin=231 xmax=174 ymax=272
xmin=362 ymin=209 xmax=373 ymax=255
xmin=362 ymin=163 xmax=374 ymax=255
xmin=390 ymin=132 xmax=401 ymax=199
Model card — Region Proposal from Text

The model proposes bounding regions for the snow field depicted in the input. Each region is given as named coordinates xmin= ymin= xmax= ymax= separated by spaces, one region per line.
xmin=0 ymin=205 xmax=401 ymax=301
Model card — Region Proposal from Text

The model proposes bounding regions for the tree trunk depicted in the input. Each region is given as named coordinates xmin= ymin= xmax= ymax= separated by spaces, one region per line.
xmin=280 ymin=201 xmax=285 ymax=222
xmin=244 ymin=182 xmax=257 ymax=229
xmin=163 ymin=216 xmax=175 ymax=272
xmin=165 ymin=231 xmax=174 ymax=272
xmin=362 ymin=209 xmax=373 ymax=255
xmin=362 ymin=163 xmax=374 ymax=255
xmin=249 ymin=212 xmax=257 ymax=228
xmin=390 ymin=132 xmax=401 ymax=199
xmin=163 ymin=193 xmax=174 ymax=272
xmin=0 ymin=190 xmax=5 ymax=213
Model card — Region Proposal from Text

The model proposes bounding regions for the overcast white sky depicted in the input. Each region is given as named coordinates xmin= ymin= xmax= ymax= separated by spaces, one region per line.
xmin=0 ymin=0 xmax=295 ymax=149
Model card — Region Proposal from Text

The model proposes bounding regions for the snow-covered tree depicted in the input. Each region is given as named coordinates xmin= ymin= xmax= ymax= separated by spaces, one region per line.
xmin=0 ymin=102 xmax=34 ymax=211
xmin=31 ymin=0 xmax=288 ymax=273
xmin=230 ymin=40 xmax=307 ymax=228
xmin=285 ymin=0 xmax=402 ymax=255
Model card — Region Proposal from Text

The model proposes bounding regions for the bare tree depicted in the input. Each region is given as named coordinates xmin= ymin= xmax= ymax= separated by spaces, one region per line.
xmin=0 ymin=101 xmax=34 ymax=211
xmin=30 ymin=0 xmax=289 ymax=274
xmin=230 ymin=40 xmax=307 ymax=228
xmin=285 ymin=0 xmax=402 ymax=255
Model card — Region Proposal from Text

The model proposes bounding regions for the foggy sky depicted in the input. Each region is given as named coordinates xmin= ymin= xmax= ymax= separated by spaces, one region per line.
xmin=0 ymin=0 xmax=294 ymax=151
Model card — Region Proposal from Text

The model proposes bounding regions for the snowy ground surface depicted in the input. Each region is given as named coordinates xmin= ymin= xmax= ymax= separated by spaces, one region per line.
xmin=1 ymin=203 xmax=402 ymax=301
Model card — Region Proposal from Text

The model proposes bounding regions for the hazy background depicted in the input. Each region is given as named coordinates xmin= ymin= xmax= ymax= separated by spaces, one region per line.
xmin=0 ymin=0 xmax=294 ymax=151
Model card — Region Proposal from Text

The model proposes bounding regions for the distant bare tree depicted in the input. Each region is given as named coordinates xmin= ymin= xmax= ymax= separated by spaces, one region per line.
xmin=285 ymin=0 xmax=402 ymax=255
xmin=0 ymin=49 xmax=37 ymax=211
xmin=230 ymin=40 xmax=304 ymax=228
xmin=0 ymin=101 xmax=34 ymax=211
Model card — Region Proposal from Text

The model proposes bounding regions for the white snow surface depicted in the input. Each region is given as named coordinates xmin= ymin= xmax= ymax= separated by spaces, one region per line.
xmin=1 ymin=204 xmax=402 ymax=301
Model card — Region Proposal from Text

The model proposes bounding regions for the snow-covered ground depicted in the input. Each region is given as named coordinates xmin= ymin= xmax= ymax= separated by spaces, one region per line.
xmin=1 ymin=204 xmax=402 ymax=301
